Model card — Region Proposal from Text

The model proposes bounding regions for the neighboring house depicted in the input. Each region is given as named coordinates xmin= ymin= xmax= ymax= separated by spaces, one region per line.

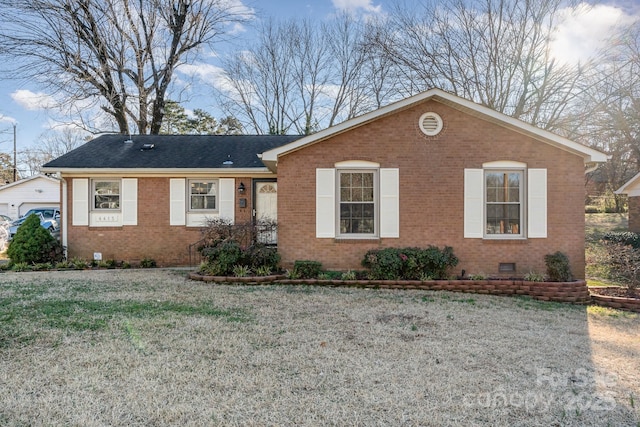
xmin=615 ymin=174 xmax=640 ymax=232
xmin=42 ymin=89 xmax=607 ymax=278
xmin=0 ymin=174 xmax=60 ymax=219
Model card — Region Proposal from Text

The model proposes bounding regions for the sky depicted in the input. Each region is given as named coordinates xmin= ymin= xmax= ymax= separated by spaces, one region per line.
xmin=0 ymin=0 xmax=637 ymax=161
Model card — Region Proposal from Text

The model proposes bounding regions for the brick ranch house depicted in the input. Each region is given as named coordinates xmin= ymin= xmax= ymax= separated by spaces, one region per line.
xmin=42 ymin=89 xmax=607 ymax=278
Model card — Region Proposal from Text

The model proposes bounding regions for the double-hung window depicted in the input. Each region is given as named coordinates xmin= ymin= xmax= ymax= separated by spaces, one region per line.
xmin=464 ymin=163 xmax=546 ymax=239
xmin=93 ymin=180 xmax=120 ymax=210
xmin=189 ymin=180 xmax=217 ymax=211
xmin=485 ymin=170 xmax=523 ymax=236
xmin=316 ymin=163 xmax=398 ymax=239
xmin=338 ymin=170 xmax=376 ymax=236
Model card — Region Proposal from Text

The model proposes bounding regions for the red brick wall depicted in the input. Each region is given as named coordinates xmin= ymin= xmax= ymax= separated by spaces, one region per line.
xmin=628 ymin=197 xmax=640 ymax=233
xmin=63 ymin=176 xmax=253 ymax=266
xmin=277 ymin=100 xmax=587 ymax=278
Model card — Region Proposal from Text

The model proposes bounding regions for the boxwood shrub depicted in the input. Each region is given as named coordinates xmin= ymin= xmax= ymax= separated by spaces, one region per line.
xmin=362 ymin=246 xmax=459 ymax=280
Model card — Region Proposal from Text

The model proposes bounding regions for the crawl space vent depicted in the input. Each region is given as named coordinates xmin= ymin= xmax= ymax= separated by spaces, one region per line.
xmin=419 ymin=112 xmax=443 ymax=136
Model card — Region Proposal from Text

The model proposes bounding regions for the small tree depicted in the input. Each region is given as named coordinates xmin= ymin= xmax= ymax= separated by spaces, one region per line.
xmin=7 ymin=214 xmax=63 ymax=264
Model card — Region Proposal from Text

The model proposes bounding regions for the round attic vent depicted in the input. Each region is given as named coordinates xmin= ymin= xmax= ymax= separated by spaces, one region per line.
xmin=419 ymin=112 xmax=443 ymax=136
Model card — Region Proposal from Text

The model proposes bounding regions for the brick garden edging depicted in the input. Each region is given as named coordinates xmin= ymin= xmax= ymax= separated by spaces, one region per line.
xmin=188 ymin=273 xmax=591 ymax=304
xmin=589 ymin=287 xmax=640 ymax=313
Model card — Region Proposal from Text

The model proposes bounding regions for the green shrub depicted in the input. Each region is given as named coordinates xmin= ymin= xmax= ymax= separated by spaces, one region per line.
xmin=199 ymin=239 xmax=281 ymax=276
xmin=544 ymin=251 xmax=572 ymax=282
xmin=140 ymin=258 xmax=157 ymax=268
xmin=243 ymin=243 xmax=280 ymax=271
xmin=200 ymin=240 xmax=242 ymax=276
xmin=6 ymin=214 xmax=64 ymax=265
xmin=602 ymin=231 xmax=640 ymax=249
xmin=362 ymin=246 xmax=459 ymax=280
xmin=292 ymin=260 xmax=322 ymax=279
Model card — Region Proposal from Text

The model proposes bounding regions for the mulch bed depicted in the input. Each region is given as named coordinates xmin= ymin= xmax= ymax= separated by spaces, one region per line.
xmin=590 ymin=287 xmax=638 ymax=299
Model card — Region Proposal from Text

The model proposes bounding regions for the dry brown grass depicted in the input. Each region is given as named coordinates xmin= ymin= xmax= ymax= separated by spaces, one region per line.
xmin=0 ymin=269 xmax=638 ymax=426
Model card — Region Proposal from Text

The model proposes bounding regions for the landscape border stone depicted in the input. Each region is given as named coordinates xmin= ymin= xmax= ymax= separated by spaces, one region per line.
xmin=188 ymin=272 xmax=591 ymax=304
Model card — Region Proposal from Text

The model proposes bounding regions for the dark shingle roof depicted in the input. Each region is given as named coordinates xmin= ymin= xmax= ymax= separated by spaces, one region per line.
xmin=42 ymin=134 xmax=302 ymax=170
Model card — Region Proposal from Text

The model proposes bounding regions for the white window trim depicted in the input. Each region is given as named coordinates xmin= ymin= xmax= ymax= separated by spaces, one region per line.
xmin=92 ymin=179 xmax=121 ymax=211
xmin=188 ymin=179 xmax=219 ymax=212
xmin=336 ymin=168 xmax=379 ymax=239
xmin=465 ymin=165 xmax=547 ymax=240
xmin=483 ymin=168 xmax=525 ymax=239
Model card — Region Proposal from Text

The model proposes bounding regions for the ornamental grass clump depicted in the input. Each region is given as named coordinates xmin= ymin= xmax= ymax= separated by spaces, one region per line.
xmin=362 ymin=246 xmax=459 ymax=280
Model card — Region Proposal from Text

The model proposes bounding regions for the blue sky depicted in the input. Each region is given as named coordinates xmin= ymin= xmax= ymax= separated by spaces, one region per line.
xmin=0 ymin=0 xmax=637 ymax=158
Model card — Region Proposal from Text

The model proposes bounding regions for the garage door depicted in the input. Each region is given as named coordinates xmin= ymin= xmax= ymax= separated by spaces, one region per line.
xmin=0 ymin=203 xmax=8 ymax=216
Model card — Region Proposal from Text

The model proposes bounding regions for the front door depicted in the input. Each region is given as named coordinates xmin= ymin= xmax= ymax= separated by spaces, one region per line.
xmin=254 ymin=181 xmax=277 ymax=244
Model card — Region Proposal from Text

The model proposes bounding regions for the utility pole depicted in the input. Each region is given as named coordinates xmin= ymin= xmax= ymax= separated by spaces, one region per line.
xmin=12 ymin=123 xmax=16 ymax=182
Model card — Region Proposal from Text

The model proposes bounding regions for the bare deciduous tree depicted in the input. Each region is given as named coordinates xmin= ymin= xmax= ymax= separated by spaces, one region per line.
xmin=19 ymin=128 xmax=88 ymax=176
xmin=218 ymin=14 xmax=380 ymax=135
xmin=373 ymin=0 xmax=590 ymax=130
xmin=0 ymin=0 xmax=250 ymax=134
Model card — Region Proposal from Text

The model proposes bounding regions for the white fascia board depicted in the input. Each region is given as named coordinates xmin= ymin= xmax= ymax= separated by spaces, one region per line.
xmin=40 ymin=167 xmax=275 ymax=176
xmin=0 ymin=173 xmax=60 ymax=191
xmin=616 ymin=171 xmax=640 ymax=195
xmin=260 ymin=88 xmax=608 ymax=165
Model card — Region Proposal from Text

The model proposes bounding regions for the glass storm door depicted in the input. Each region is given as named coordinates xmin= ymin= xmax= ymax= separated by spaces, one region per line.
xmin=255 ymin=181 xmax=277 ymax=244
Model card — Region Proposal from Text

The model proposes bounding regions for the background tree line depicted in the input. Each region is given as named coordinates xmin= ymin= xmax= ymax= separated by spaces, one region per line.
xmin=0 ymin=0 xmax=638 ymax=206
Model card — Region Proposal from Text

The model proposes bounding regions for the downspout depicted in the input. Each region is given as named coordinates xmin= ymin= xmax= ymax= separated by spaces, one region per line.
xmin=585 ymin=162 xmax=599 ymax=175
xmin=61 ymin=177 xmax=68 ymax=259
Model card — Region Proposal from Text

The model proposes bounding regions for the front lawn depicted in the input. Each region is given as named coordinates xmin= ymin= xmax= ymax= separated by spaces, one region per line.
xmin=0 ymin=269 xmax=637 ymax=426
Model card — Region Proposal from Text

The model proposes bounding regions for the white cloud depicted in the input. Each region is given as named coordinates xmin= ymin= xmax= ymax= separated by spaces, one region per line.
xmin=178 ymin=62 xmax=230 ymax=91
xmin=332 ymin=0 xmax=382 ymax=14
xmin=0 ymin=115 xmax=16 ymax=124
xmin=228 ymin=22 xmax=247 ymax=35
xmin=10 ymin=90 xmax=57 ymax=111
xmin=551 ymin=3 xmax=638 ymax=65
xmin=219 ymin=0 xmax=255 ymax=20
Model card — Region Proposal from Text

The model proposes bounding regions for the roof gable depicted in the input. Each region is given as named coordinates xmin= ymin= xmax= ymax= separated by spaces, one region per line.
xmin=0 ymin=174 xmax=59 ymax=191
xmin=260 ymin=88 xmax=608 ymax=171
xmin=616 ymin=171 xmax=640 ymax=196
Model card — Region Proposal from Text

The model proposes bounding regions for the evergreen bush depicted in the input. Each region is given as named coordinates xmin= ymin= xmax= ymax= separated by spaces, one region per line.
xmin=7 ymin=214 xmax=64 ymax=265
xmin=544 ymin=251 xmax=572 ymax=282
xmin=292 ymin=260 xmax=322 ymax=279
xmin=362 ymin=246 xmax=459 ymax=280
